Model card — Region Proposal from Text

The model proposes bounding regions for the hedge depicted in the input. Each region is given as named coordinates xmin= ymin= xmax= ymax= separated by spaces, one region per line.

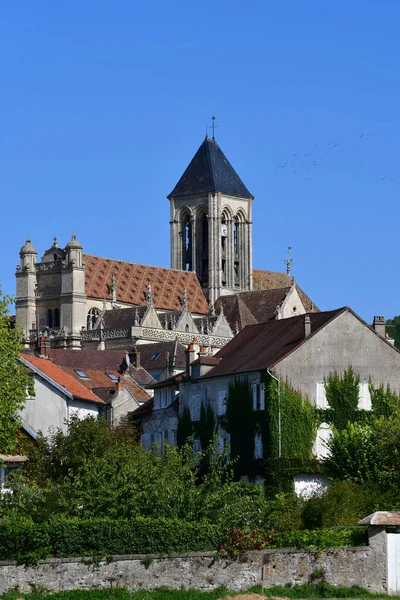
xmin=0 ymin=517 xmax=221 ymax=564
xmin=0 ymin=517 xmax=367 ymax=565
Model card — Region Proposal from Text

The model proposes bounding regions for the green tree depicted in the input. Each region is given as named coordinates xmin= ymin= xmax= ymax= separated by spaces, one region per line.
xmin=0 ymin=292 xmax=30 ymax=453
xmin=323 ymin=422 xmax=379 ymax=485
xmin=385 ymin=316 xmax=400 ymax=349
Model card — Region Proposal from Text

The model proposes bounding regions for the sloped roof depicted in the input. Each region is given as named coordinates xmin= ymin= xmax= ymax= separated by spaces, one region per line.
xmin=103 ymin=306 xmax=147 ymax=329
xmin=84 ymin=254 xmax=209 ymax=315
xmin=169 ymin=136 xmax=253 ymax=199
xmin=214 ymin=294 xmax=258 ymax=330
xmin=134 ymin=341 xmax=187 ymax=371
xmin=60 ymin=367 xmax=151 ymax=403
xmin=49 ymin=349 xmax=128 ymax=372
xmin=21 ymin=355 xmax=104 ymax=404
xmin=202 ymin=308 xmax=346 ymax=378
xmin=359 ymin=512 xmax=400 ymax=526
xmin=252 ymin=270 xmax=318 ymax=313
xmin=48 ymin=349 xmax=155 ymax=389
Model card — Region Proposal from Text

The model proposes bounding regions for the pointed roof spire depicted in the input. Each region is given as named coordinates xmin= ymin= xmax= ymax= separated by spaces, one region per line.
xmin=168 ymin=137 xmax=253 ymax=199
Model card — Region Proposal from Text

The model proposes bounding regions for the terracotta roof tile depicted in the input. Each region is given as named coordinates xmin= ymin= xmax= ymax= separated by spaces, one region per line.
xmin=83 ymin=254 xmax=209 ymax=315
xmin=21 ymin=355 xmax=104 ymax=404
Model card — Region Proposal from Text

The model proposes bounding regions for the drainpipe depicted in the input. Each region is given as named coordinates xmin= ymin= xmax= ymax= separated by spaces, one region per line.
xmin=267 ymin=368 xmax=281 ymax=459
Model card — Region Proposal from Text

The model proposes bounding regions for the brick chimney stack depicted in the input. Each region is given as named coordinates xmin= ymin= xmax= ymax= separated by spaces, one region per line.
xmin=38 ymin=335 xmax=50 ymax=358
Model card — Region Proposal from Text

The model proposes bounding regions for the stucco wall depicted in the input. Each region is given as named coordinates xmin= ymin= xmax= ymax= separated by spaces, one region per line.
xmin=21 ymin=375 xmax=99 ymax=436
xmin=276 ymin=310 xmax=400 ymax=402
xmin=0 ymin=536 xmax=387 ymax=595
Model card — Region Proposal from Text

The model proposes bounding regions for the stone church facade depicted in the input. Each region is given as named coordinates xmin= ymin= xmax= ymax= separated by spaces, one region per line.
xmin=15 ymin=135 xmax=316 ymax=352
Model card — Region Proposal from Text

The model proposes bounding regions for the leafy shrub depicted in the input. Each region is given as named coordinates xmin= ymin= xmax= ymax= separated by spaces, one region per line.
xmin=0 ymin=517 xmax=220 ymax=563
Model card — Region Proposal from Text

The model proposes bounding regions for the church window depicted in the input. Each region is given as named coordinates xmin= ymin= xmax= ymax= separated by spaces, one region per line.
xmin=185 ymin=324 xmax=189 ymax=332
xmin=222 ymin=260 xmax=226 ymax=285
xmin=87 ymin=307 xmax=100 ymax=330
xmin=53 ymin=308 xmax=60 ymax=328
xmin=47 ymin=309 xmax=53 ymax=328
xmin=234 ymin=218 xmax=239 ymax=254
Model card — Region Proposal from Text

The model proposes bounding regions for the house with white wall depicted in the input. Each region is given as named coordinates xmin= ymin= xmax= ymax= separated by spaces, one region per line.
xmin=20 ymin=354 xmax=105 ymax=436
xmin=134 ymin=308 xmax=400 ymax=484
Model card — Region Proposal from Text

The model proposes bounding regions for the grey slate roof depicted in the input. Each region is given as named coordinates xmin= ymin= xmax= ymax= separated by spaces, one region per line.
xmin=169 ymin=136 xmax=253 ymax=199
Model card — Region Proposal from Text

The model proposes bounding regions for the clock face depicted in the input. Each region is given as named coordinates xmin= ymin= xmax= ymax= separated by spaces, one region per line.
xmin=221 ymin=224 xmax=228 ymax=237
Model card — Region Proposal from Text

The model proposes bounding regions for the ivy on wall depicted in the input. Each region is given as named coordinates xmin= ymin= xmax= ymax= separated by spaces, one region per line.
xmin=177 ymin=407 xmax=193 ymax=448
xmin=196 ymin=402 xmax=216 ymax=451
xmin=259 ymin=373 xmax=318 ymax=491
xmin=323 ymin=366 xmax=360 ymax=430
xmin=222 ymin=379 xmax=255 ymax=478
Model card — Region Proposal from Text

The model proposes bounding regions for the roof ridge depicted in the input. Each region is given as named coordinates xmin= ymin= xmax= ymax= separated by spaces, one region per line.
xmin=83 ymin=253 xmax=199 ymax=275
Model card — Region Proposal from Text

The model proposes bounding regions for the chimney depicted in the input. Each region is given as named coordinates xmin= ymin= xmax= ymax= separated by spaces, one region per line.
xmin=185 ymin=340 xmax=198 ymax=377
xmin=114 ymin=377 xmax=124 ymax=392
xmin=373 ymin=316 xmax=386 ymax=338
xmin=132 ymin=349 xmax=140 ymax=369
xmin=304 ymin=315 xmax=311 ymax=338
xmin=38 ymin=335 xmax=50 ymax=358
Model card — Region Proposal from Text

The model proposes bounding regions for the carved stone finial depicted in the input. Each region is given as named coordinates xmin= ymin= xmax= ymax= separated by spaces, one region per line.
xmin=146 ymin=282 xmax=153 ymax=307
xmin=200 ymin=319 xmax=204 ymax=334
xmin=182 ymin=287 xmax=188 ymax=310
xmin=53 ymin=237 xmax=58 ymax=248
xmin=210 ymin=303 xmax=216 ymax=316
xmin=220 ymin=302 xmax=224 ymax=317
xmin=235 ymin=321 xmax=240 ymax=335
xmin=108 ymin=273 xmax=117 ymax=302
xmin=134 ymin=307 xmax=140 ymax=326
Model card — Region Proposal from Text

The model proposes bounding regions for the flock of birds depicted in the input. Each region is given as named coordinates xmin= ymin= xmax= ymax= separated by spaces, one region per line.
xmin=272 ymin=132 xmax=395 ymax=182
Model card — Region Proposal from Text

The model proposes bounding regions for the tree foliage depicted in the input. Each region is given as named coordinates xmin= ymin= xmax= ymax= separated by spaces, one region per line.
xmin=0 ymin=292 xmax=30 ymax=453
xmin=324 ymin=366 xmax=360 ymax=430
xmin=385 ymin=315 xmax=400 ymax=349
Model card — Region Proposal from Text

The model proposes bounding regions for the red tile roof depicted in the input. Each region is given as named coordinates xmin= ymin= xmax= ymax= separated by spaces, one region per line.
xmin=60 ymin=367 xmax=151 ymax=403
xmin=21 ymin=355 xmax=104 ymax=404
xmin=83 ymin=254 xmax=209 ymax=314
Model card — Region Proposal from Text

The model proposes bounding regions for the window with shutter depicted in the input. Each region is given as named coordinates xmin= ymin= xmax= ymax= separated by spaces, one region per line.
xmin=316 ymin=382 xmax=328 ymax=408
xmin=259 ymin=384 xmax=265 ymax=410
xmin=190 ymin=395 xmax=201 ymax=421
xmin=218 ymin=390 xmax=227 ymax=415
xmin=141 ymin=433 xmax=152 ymax=451
xmin=312 ymin=422 xmax=332 ymax=459
xmin=252 ymin=382 xmax=261 ymax=410
xmin=193 ymin=438 xmax=201 ymax=454
xmin=358 ymin=382 xmax=371 ymax=410
xmin=254 ymin=433 xmax=263 ymax=459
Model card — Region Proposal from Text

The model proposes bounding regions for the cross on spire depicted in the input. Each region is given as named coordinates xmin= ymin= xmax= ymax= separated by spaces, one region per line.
xmin=210 ymin=116 xmax=217 ymax=139
xmin=284 ymin=246 xmax=293 ymax=276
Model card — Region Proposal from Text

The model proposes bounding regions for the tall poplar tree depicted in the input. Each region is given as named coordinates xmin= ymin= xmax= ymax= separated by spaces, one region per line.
xmin=0 ymin=292 xmax=29 ymax=453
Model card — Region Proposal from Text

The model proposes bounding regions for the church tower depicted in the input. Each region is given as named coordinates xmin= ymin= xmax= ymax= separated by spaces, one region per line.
xmin=168 ymin=135 xmax=254 ymax=306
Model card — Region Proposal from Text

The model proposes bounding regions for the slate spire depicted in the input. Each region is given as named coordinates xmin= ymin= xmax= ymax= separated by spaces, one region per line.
xmin=169 ymin=136 xmax=253 ymax=199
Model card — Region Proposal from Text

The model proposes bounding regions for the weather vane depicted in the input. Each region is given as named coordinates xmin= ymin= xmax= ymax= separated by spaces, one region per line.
xmin=284 ymin=246 xmax=293 ymax=276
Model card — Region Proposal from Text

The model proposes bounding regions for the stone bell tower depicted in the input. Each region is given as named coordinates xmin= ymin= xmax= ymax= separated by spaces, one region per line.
xmin=168 ymin=134 xmax=254 ymax=306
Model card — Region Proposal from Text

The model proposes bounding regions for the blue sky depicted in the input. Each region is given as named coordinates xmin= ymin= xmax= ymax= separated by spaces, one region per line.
xmin=1 ymin=1 xmax=399 ymax=322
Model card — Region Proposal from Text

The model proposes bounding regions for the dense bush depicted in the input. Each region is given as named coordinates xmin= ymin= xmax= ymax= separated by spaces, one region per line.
xmin=0 ymin=517 xmax=220 ymax=563
xmin=0 ymin=517 xmax=366 ymax=564
xmin=218 ymin=525 xmax=366 ymax=557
